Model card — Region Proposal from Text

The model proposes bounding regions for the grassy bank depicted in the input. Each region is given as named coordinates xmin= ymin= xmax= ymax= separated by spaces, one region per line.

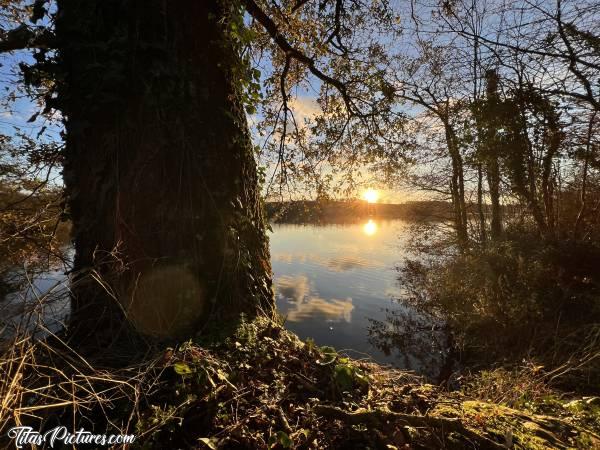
xmin=1 ymin=317 xmax=599 ymax=449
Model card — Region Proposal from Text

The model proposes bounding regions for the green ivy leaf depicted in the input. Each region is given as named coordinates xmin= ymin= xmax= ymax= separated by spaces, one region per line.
xmin=334 ymin=364 xmax=354 ymax=391
xmin=173 ymin=362 xmax=193 ymax=375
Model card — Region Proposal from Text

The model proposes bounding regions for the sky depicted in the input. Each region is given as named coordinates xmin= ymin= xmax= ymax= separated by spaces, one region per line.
xmin=0 ymin=1 xmax=441 ymax=203
xmin=0 ymin=1 xmax=496 ymax=203
xmin=4 ymin=0 xmax=592 ymax=204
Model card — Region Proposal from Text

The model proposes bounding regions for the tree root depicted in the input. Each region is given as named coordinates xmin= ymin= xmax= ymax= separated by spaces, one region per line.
xmin=313 ymin=404 xmax=506 ymax=449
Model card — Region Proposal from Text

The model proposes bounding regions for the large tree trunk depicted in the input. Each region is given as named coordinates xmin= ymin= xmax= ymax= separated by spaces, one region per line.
xmin=56 ymin=0 xmax=273 ymax=346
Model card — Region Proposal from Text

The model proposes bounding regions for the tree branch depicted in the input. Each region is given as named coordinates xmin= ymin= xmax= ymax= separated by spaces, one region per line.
xmin=313 ymin=405 xmax=505 ymax=450
xmin=242 ymin=0 xmax=359 ymax=116
xmin=555 ymin=0 xmax=600 ymax=111
xmin=444 ymin=18 xmax=600 ymax=72
xmin=0 ymin=25 xmax=55 ymax=53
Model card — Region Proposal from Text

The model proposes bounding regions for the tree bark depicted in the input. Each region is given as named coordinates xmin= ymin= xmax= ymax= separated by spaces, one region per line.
xmin=55 ymin=0 xmax=273 ymax=346
xmin=514 ymin=79 xmax=549 ymax=237
xmin=486 ymin=158 xmax=502 ymax=239
xmin=541 ymin=107 xmax=562 ymax=237
xmin=444 ymin=123 xmax=468 ymax=246
xmin=483 ymin=70 xmax=502 ymax=239
xmin=477 ymin=164 xmax=487 ymax=245
xmin=575 ymin=111 xmax=597 ymax=238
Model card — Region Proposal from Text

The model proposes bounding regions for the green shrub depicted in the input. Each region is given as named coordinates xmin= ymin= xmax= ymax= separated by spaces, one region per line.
xmin=400 ymin=235 xmax=600 ymax=389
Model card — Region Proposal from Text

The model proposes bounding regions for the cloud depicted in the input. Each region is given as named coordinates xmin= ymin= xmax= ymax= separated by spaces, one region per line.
xmin=274 ymin=274 xmax=354 ymax=322
xmin=286 ymin=296 xmax=354 ymax=323
xmin=273 ymin=252 xmax=382 ymax=272
xmin=289 ymin=96 xmax=320 ymax=128
xmin=272 ymin=253 xmax=294 ymax=263
xmin=326 ymin=255 xmax=383 ymax=272
xmin=275 ymin=274 xmax=311 ymax=303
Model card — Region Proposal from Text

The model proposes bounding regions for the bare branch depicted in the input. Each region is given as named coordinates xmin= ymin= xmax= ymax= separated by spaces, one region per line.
xmin=555 ymin=0 xmax=600 ymax=111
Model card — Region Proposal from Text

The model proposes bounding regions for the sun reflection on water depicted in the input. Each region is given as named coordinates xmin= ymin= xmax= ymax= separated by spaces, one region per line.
xmin=363 ymin=219 xmax=377 ymax=236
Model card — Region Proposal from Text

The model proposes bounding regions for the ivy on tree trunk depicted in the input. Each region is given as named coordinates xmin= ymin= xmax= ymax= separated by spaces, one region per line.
xmin=55 ymin=0 xmax=273 ymax=347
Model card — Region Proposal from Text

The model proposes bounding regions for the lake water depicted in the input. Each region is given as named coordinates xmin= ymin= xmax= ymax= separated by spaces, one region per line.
xmin=0 ymin=266 xmax=70 ymax=343
xmin=2 ymin=219 xmax=446 ymax=376
xmin=271 ymin=219 xmax=444 ymax=375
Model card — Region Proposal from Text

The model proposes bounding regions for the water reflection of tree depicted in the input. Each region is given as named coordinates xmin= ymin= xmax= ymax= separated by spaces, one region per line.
xmin=367 ymin=307 xmax=451 ymax=382
xmin=368 ymin=222 xmax=457 ymax=381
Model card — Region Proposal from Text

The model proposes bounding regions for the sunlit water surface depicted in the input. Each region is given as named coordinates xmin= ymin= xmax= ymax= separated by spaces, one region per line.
xmin=271 ymin=219 xmax=442 ymax=373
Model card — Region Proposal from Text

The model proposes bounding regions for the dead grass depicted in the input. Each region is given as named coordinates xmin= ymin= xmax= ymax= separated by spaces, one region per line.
xmin=0 ymin=315 xmax=599 ymax=449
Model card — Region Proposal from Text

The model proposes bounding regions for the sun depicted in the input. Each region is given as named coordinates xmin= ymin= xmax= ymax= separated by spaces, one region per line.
xmin=363 ymin=188 xmax=379 ymax=204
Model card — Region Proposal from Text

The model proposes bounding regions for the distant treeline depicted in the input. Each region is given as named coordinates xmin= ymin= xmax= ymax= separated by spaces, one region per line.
xmin=265 ymin=200 xmax=455 ymax=224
